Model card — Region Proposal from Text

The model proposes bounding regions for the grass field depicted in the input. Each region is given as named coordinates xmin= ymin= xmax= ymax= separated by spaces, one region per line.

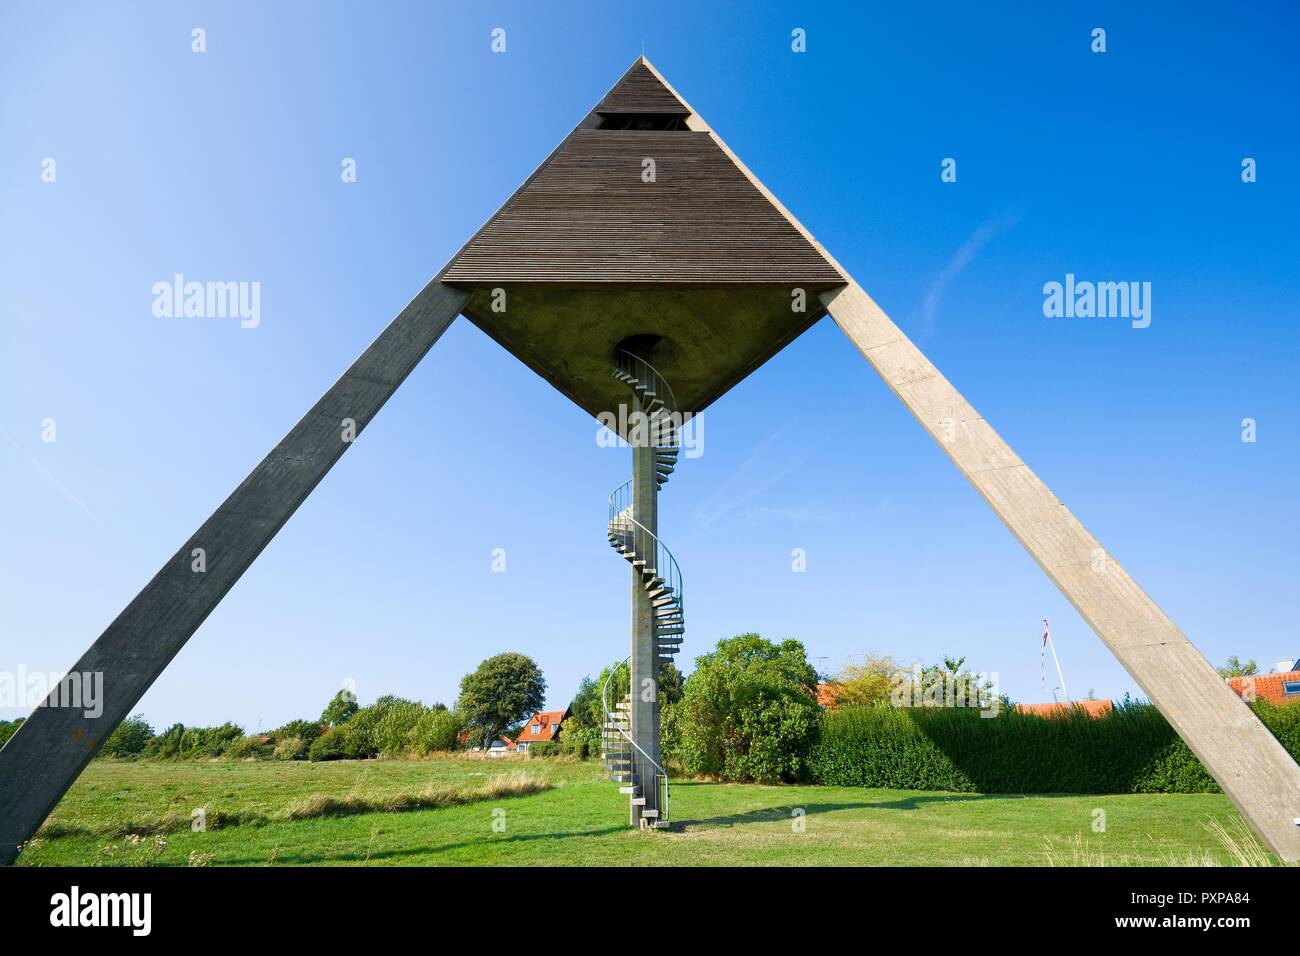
xmin=14 ymin=757 xmax=1271 ymax=867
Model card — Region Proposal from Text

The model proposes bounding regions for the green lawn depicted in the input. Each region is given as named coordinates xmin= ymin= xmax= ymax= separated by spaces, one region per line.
xmin=14 ymin=757 xmax=1266 ymax=866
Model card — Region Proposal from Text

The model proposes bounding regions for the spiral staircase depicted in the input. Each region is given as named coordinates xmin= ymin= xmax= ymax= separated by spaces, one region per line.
xmin=600 ymin=349 xmax=685 ymax=828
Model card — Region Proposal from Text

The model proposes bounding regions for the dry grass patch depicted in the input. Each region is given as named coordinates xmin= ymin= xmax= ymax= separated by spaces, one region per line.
xmin=39 ymin=772 xmax=554 ymax=837
xmin=283 ymin=771 xmax=553 ymax=821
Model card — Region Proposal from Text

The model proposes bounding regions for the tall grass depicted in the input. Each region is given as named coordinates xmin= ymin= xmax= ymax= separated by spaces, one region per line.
xmin=809 ymin=699 xmax=1300 ymax=794
xmin=282 ymin=772 xmax=551 ymax=820
xmin=38 ymin=772 xmax=554 ymax=838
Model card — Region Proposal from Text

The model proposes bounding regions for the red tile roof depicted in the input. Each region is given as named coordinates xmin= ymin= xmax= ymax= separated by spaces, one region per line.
xmin=514 ymin=709 xmax=568 ymax=744
xmin=1015 ymin=700 xmax=1113 ymax=718
xmin=816 ymin=682 xmax=843 ymax=708
xmin=1227 ymin=671 xmax=1300 ymax=705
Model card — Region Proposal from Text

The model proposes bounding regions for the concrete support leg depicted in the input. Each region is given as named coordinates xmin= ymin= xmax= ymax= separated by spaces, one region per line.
xmin=629 ymin=438 xmax=662 ymax=827
xmin=822 ymin=280 xmax=1300 ymax=861
xmin=0 ymin=279 xmax=468 ymax=865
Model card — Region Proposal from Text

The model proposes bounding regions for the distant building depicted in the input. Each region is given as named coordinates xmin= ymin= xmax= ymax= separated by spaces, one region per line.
xmin=513 ymin=709 xmax=570 ymax=753
xmin=816 ymin=683 xmax=842 ymax=709
xmin=1227 ymin=660 xmax=1300 ymax=705
xmin=1015 ymin=700 xmax=1113 ymax=718
xmin=460 ymin=730 xmax=519 ymax=756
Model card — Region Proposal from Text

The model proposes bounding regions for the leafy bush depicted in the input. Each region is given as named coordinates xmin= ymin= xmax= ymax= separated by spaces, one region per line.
xmin=561 ymin=676 xmax=601 ymax=760
xmin=142 ymin=722 xmax=245 ymax=759
xmin=334 ymin=697 xmax=399 ymax=759
xmin=1256 ymin=698 xmax=1300 ymax=753
xmin=224 ymin=736 xmax=272 ymax=760
xmin=0 ymin=718 xmax=23 ymax=749
xmin=822 ymin=654 xmax=903 ymax=710
xmin=673 ymin=634 xmax=820 ymax=784
xmin=410 ymin=708 xmax=464 ymax=755
xmin=374 ymin=699 xmax=427 ymax=757
xmin=561 ymin=663 xmax=680 ymax=762
xmin=808 ymin=698 xmax=1300 ymax=794
xmin=194 ymin=723 xmax=245 ymax=758
xmin=100 ymin=714 xmax=153 ymax=758
xmin=320 ymin=688 xmax=359 ymax=727
xmin=807 ymin=703 xmax=976 ymax=791
xmin=144 ymin=723 xmax=187 ymax=759
xmin=272 ymin=736 xmax=307 ymax=761
xmin=270 ymin=719 xmax=324 ymax=748
xmin=526 ymin=741 xmax=558 ymax=758
xmin=308 ymin=729 xmax=348 ymax=762
xmin=559 ymin=723 xmax=598 ymax=760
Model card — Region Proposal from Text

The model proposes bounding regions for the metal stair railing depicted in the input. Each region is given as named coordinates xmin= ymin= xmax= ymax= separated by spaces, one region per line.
xmin=601 ymin=657 xmax=670 ymax=825
xmin=614 ymin=348 xmax=683 ymax=448
xmin=607 ymin=481 xmax=684 ymax=618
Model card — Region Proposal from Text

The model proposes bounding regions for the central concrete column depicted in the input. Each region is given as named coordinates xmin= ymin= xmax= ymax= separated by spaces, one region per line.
xmin=629 ymin=435 xmax=661 ymax=827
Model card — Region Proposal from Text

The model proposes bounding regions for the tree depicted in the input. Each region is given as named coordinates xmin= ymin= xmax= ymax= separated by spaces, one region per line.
xmin=336 ymin=695 xmax=399 ymax=759
xmin=887 ymin=655 xmax=998 ymax=709
xmin=144 ymin=723 xmax=186 ymax=759
xmin=100 ymin=712 xmax=154 ymax=759
xmin=0 ymin=718 xmax=25 ymax=749
xmin=658 ymin=661 xmax=685 ymax=705
xmin=825 ymin=654 xmax=901 ymax=710
xmin=1217 ymin=656 xmax=1258 ymax=678
xmin=569 ymin=676 xmax=600 ymax=731
xmin=457 ymin=653 xmax=546 ymax=750
xmin=674 ymin=633 xmax=820 ymax=784
xmin=320 ymin=688 xmax=359 ymax=727
xmin=559 ymin=676 xmax=601 ymax=758
xmin=410 ymin=708 xmax=465 ymax=754
xmin=270 ymin=718 xmax=324 ymax=748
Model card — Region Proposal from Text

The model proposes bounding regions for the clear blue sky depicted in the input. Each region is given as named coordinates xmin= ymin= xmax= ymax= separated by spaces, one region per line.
xmin=2 ymin=2 xmax=1297 ymax=730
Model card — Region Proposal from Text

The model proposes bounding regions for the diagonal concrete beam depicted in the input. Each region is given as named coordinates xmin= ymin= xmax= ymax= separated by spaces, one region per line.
xmin=822 ymin=280 xmax=1300 ymax=861
xmin=0 ymin=280 xmax=467 ymax=865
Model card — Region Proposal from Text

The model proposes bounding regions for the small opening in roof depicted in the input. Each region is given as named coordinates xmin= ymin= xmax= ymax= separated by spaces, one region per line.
xmin=596 ymin=113 xmax=689 ymax=131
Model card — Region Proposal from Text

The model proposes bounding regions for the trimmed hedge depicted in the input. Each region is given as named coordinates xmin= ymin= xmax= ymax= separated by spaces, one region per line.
xmin=808 ymin=699 xmax=1300 ymax=794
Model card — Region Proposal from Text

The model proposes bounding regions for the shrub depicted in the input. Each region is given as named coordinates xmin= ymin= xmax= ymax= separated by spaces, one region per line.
xmin=194 ymin=723 xmax=245 ymax=758
xmin=272 ymin=736 xmax=307 ymax=761
xmin=308 ymin=729 xmax=348 ymax=762
xmin=559 ymin=723 xmax=598 ymax=760
xmin=270 ymin=719 xmax=324 ymax=748
xmin=331 ymin=696 xmax=404 ymax=759
xmin=526 ymin=741 xmax=558 ymax=758
xmin=320 ymin=688 xmax=359 ymax=727
xmin=148 ymin=722 xmax=246 ymax=759
xmin=1256 ymin=698 xmax=1300 ymax=753
xmin=807 ymin=698 xmax=1300 ymax=794
xmin=100 ymin=714 xmax=153 ymax=758
xmin=224 ymin=736 xmax=272 ymax=760
xmin=824 ymin=654 xmax=904 ymax=710
xmin=808 ymin=703 xmax=975 ymax=791
xmin=0 ymin=718 xmax=23 ymax=749
xmin=374 ymin=699 xmax=427 ymax=757
xmin=410 ymin=708 xmax=464 ymax=755
xmin=144 ymin=723 xmax=187 ymax=759
xmin=674 ymin=634 xmax=821 ymax=784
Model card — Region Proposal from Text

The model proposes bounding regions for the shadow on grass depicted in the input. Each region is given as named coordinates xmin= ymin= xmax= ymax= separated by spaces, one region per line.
xmin=205 ymin=786 xmax=1076 ymax=863
xmin=215 ymin=824 xmax=632 ymax=866
xmin=673 ymin=793 xmax=996 ymax=830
